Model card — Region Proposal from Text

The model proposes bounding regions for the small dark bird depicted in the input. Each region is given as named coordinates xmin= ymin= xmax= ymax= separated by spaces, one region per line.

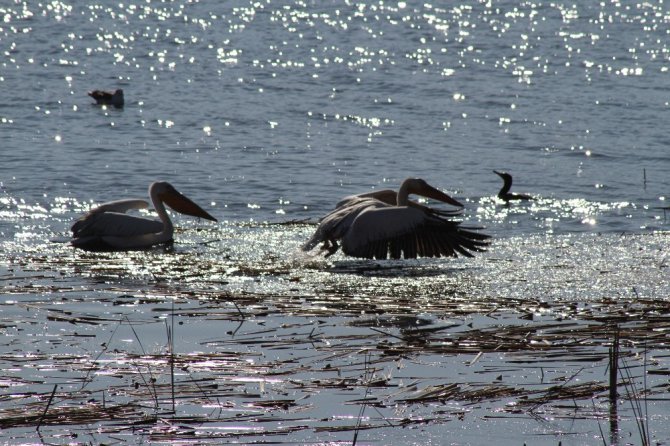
xmin=494 ymin=170 xmax=532 ymax=203
xmin=88 ymin=89 xmax=124 ymax=108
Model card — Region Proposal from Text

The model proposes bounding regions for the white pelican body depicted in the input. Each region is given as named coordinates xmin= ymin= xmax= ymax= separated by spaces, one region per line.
xmin=71 ymin=181 xmax=217 ymax=251
xmin=303 ymin=178 xmax=489 ymax=259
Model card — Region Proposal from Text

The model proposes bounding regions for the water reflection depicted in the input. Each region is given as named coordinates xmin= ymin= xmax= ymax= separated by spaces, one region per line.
xmin=1 ymin=2 xmax=669 ymax=443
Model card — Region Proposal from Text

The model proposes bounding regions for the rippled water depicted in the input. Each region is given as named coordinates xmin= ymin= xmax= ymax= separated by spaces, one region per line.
xmin=1 ymin=0 xmax=669 ymax=237
xmin=1 ymin=1 xmax=669 ymax=444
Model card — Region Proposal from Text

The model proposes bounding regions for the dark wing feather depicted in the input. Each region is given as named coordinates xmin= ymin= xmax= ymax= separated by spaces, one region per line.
xmin=342 ymin=207 xmax=490 ymax=259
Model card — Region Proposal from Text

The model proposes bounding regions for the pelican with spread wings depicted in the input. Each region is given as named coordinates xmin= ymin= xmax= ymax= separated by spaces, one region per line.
xmin=71 ymin=181 xmax=217 ymax=251
xmin=303 ymin=178 xmax=489 ymax=259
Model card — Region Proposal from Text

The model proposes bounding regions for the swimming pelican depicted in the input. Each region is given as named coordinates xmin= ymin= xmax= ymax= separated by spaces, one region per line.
xmin=303 ymin=178 xmax=489 ymax=259
xmin=71 ymin=181 xmax=217 ymax=251
xmin=494 ymin=170 xmax=532 ymax=203
xmin=88 ymin=89 xmax=124 ymax=108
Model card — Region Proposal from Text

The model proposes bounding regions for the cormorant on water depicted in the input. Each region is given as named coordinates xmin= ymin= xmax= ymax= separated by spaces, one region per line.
xmin=88 ymin=89 xmax=124 ymax=108
xmin=494 ymin=170 xmax=532 ymax=203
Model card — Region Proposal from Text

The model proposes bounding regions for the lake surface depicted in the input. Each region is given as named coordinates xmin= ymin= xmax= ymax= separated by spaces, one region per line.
xmin=0 ymin=1 xmax=669 ymax=444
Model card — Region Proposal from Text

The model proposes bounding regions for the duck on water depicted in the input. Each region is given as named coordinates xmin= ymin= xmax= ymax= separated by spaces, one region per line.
xmin=88 ymin=89 xmax=125 ymax=108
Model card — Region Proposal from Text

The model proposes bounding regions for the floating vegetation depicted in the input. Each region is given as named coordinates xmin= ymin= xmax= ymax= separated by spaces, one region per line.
xmin=0 ymin=227 xmax=668 ymax=444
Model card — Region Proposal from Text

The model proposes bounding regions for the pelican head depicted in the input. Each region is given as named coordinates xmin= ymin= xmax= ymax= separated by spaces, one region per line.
xmin=151 ymin=181 xmax=217 ymax=221
xmin=402 ymin=178 xmax=463 ymax=207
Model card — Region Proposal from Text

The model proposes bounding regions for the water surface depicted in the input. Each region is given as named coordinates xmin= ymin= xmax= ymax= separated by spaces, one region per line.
xmin=1 ymin=1 xmax=669 ymax=444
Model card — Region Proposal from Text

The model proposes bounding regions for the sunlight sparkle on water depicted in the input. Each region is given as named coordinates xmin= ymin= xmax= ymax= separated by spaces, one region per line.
xmin=0 ymin=2 xmax=669 ymax=442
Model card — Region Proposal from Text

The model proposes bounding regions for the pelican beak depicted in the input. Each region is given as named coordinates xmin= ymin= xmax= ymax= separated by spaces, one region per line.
xmin=420 ymin=183 xmax=464 ymax=207
xmin=161 ymin=190 xmax=218 ymax=221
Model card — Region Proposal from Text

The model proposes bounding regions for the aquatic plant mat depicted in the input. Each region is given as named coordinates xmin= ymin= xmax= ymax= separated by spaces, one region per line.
xmin=1 ymin=228 xmax=669 ymax=444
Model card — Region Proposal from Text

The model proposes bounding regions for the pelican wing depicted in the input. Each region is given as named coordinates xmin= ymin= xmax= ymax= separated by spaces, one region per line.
xmin=341 ymin=207 xmax=489 ymax=260
xmin=335 ymin=189 xmax=397 ymax=208
xmin=71 ymin=199 xmax=150 ymax=236
xmin=71 ymin=212 xmax=166 ymax=251
xmin=302 ymin=198 xmax=390 ymax=252
xmin=87 ymin=199 xmax=149 ymax=214
xmin=335 ymin=190 xmax=460 ymax=217
xmin=72 ymin=212 xmax=164 ymax=238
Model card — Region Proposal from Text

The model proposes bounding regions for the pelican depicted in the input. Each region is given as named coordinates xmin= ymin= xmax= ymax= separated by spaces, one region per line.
xmin=494 ymin=170 xmax=532 ymax=203
xmin=71 ymin=181 xmax=217 ymax=251
xmin=303 ymin=178 xmax=490 ymax=259
xmin=88 ymin=89 xmax=124 ymax=108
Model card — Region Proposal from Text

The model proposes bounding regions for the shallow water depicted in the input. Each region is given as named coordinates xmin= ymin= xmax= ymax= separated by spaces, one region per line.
xmin=1 ymin=0 xmax=669 ymax=444
xmin=1 ymin=228 xmax=669 ymax=444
